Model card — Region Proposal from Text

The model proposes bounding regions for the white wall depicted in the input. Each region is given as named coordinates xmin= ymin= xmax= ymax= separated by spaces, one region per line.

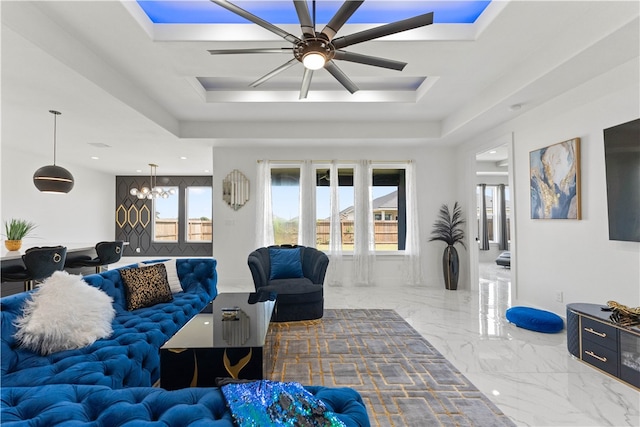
xmin=211 ymin=144 xmax=464 ymax=289
xmin=1 ymin=145 xmax=114 ymax=246
xmin=459 ymin=59 xmax=640 ymax=315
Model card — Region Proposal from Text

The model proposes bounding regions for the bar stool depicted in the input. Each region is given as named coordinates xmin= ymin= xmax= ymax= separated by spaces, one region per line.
xmin=1 ymin=246 xmax=67 ymax=291
xmin=65 ymin=241 xmax=124 ymax=273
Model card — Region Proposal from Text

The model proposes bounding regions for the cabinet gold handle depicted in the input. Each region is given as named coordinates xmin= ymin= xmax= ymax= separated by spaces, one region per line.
xmin=584 ymin=327 xmax=606 ymax=338
xmin=585 ymin=351 xmax=607 ymax=363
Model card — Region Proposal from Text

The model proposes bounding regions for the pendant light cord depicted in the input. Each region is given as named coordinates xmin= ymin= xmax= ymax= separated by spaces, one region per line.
xmin=53 ymin=114 xmax=57 ymax=165
xmin=49 ymin=110 xmax=61 ymax=166
xmin=149 ymin=163 xmax=158 ymax=191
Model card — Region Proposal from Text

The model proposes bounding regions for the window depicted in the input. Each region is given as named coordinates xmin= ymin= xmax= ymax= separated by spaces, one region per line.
xmin=153 ymin=185 xmax=214 ymax=243
xmin=186 ymin=187 xmax=212 ymax=242
xmin=314 ymin=167 xmax=406 ymax=251
xmin=372 ymin=168 xmax=406 ymax=251
xmin=271 ymin=168 xmax=300 ymax=245
xmin=315 ymin=167 xmax=354 ymax=251
xmin=153 ymin=187 xmax=179 ymax=242
xmin=267 ymin=163 xmax=409 ymax=252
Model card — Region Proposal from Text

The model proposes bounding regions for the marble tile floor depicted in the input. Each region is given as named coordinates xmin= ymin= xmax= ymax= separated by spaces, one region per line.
xmin=221 ymin=262 xmax=639 ymax=426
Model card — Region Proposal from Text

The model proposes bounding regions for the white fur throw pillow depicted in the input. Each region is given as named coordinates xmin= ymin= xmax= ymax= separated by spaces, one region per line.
xmin=14 ymin=271 xmax=115 ymax=355
xmin=139 ymin=260 xmax=182 ymax=293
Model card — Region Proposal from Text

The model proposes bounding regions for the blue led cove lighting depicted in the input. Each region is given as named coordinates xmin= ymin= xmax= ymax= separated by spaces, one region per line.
xmin=136 ymin=1 xmax=491 ymax=25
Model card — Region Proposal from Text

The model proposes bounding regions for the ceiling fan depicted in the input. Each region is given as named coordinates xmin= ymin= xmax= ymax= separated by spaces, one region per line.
xmin=207 ymin=0 xmax=434 ymax=99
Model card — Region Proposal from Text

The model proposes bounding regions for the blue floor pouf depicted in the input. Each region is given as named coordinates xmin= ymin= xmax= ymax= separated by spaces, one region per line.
xmin=506 ymin=306 xmax=564 ymax=333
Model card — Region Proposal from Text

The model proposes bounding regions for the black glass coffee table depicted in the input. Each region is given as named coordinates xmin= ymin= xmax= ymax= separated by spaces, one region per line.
xmin=160 ymin=291 xmax=276 ymax=390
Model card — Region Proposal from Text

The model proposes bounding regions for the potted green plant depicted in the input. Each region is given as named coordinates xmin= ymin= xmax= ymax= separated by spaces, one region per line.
xmin=3 ymin=218 xmax=37 ymax=251
xmin=429 ymin=202 xmax=465 ymax=290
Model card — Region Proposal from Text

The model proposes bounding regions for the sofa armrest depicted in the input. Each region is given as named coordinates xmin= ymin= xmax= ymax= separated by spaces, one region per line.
xmin=302 ymin=248 xmax=329 ymax=285
xmin=305 ymin=386 xmax=370 ymax=427
xmin=176 ymin=259 xmax=218 ymax=300
xmin=248 ymin=249 xmax=269 ymax=289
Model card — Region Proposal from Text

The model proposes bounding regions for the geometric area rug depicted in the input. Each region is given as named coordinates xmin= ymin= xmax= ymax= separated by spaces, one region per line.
xmin=268 ymin=309 xmax=516 ymax=427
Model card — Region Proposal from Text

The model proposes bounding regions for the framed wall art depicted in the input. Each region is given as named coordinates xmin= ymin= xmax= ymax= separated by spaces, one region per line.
xmin=530 ymin=137 xmax=581 ymax=219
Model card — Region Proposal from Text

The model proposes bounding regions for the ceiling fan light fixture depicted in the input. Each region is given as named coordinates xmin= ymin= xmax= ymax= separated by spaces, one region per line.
xmin=208 ymin=0 xmax=434 ymax=97
xmin=297 ymin=39 xmax=332 ymax=70
xmin=302 ymin=52 xmax=326 ymax=70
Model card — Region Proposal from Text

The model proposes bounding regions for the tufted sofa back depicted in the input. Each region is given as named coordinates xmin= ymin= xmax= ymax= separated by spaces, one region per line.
xmin=80 ymin=258 xmax=218 ymax=313
xmin=1 ymin=383 xmax=370 ymax=427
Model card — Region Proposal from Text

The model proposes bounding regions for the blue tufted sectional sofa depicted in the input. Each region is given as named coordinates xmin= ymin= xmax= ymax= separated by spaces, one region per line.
xmin=0 ymin=258 xmax=369 ymax=426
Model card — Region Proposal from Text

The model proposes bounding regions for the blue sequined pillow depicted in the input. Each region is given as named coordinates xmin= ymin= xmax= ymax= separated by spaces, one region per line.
xmin=268 ymin=248 xmax=304 ymax=280
xmin=222 ymin=380 xmax=345 ymax=427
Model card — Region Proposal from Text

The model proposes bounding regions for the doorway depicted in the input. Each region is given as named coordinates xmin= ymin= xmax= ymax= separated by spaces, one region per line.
xmin=472 ymin=138 xmax=515 ymax=301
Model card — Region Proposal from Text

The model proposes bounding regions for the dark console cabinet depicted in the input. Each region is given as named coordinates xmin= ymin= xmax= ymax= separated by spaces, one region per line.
xmin=567 ymin=303 xmax=640 ymax=389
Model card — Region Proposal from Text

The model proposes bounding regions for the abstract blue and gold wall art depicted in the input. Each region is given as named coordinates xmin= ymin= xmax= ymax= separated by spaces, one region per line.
xmin=530 ymin=138 xmax=581 ymax=219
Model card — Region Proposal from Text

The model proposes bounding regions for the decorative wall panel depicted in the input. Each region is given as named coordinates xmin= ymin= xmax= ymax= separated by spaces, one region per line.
xmin=116 ymin=175 xmax=213 ymax=257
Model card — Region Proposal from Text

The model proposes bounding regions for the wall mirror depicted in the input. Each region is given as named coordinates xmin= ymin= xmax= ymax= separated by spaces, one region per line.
xmin=223 ymin=169 xmax=249 ymax=210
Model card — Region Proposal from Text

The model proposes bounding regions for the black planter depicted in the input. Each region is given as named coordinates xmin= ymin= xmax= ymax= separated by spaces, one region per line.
xmin=442 ymin=245 xmax=459 ymax=290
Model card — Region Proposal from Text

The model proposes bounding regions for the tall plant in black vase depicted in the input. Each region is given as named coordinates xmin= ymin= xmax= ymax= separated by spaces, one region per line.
xmin=429 ymin=202 xmax=466 ymax=290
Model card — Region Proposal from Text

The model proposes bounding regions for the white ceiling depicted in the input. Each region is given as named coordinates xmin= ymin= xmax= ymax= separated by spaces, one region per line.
xmin=1 ymin=1 xmax=639 ymax=176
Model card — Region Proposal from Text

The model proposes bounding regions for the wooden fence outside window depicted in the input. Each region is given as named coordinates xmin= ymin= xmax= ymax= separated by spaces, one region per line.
xmin=156 ymin=219 xmax=398 ymax=249
xmin=155 ymin=219 xmax=212 ymax=241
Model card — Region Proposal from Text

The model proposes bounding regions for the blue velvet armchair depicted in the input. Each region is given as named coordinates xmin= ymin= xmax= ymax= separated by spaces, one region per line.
xmin=248 ymin=245 xmax=329 ymax=322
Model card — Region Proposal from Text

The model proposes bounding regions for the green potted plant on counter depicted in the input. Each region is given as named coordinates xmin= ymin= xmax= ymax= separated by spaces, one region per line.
xmin=429 ymin=202 xmax=465 ymax=290
xmin=3 ymin=218 xmax=37 ymax=251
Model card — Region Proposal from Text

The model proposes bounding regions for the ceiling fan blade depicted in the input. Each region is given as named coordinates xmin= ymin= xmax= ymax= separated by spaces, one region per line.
xmin=324 ymin=61 xmax=359 ymax=94
xmin=293 ymin=1 xmax=314 ymax=39
xmin=210 ymin=0 xmax=301 ymax=44
xmin=299 ymin=68 xmax=314 ymax=99
xmin=208 ymin=48 xmax=293 ymax=55
xmin=332 ymin=12 xmax=434 ymax=50
xmin=250 ymin=58 xmax=299 ymax=87
xmin=333 ymin=50 xmax=406 ymax=71
xmin=321 ymin=0 xmax=364 ymax=41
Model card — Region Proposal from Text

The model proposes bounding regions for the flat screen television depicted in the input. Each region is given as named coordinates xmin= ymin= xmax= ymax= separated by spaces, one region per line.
xmin=603 ymin=118 xmax=640 ymax=242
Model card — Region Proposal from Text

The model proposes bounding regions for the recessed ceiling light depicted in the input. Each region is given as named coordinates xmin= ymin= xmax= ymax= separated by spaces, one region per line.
xmin=90 ymin=156 xmax=99 ymax=160
xmin=204 ymin=169 xmax=210 ymax=173
xmin=489 ymin=150 xmax=497 ymax=154
xmin=87 ymin=142 xmax=111 ymax=148
xmin=180 ymin=156 xmax=187 ymax=160
xmin=136 ymin=169 xmax=142 ymax=173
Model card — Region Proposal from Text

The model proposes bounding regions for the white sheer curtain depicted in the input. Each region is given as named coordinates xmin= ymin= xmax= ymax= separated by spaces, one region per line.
xmin=402 ymin=161 xmax=422 ymax=285
xmin=298 ymin=160 xmax=316 ymax=247
xmin=353 ymin=160 xmax=375 ymax=285
xmin=255 ymin=160 xmax=274 ymax=247
xmin=325 ymin=161 xmax=343 ymax=285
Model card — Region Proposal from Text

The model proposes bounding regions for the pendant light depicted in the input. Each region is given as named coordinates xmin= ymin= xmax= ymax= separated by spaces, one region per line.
xmin=129 ymin=163 xmax=176 ymax=199
xmin=33 ymin=110 xmax=75 ymax=194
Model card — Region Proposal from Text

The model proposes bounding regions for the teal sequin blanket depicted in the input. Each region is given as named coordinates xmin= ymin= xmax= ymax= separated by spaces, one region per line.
xmin=222 ymin=380 xmax=346 ymax=427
